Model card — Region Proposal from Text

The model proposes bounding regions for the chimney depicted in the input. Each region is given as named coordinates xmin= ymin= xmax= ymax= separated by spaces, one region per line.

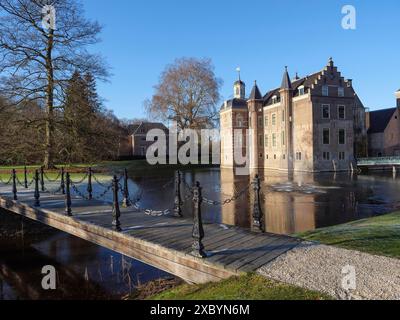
xmin=396 ymin=89 xmax=400 ymax=109
xmin=346 ymin=79 xmax=353 ymax=87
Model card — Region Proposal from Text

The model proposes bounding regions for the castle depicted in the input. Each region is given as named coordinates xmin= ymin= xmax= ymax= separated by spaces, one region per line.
xmin=220 ymin=58 xmax=368 ymax=172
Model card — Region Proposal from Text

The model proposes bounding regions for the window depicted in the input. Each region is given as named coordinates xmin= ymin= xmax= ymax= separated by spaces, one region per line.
xmin=323 ymin=128 xmax=330 ymax=145
xmin=338 ymin=105 xmax=345 ymax=119
xmin=258 ymin=116 xmax=263 ymax=128
xmin=264 ymin=115 xmax=269 ymax=127
xmin=236 ymin=114 xmax=243 ymax=127
xmin=338 ymin=129 xmax=345 ymax=145
xmin=265 ymin=134 xmax=269 ymax=148
xmin=281 ymin=131 xmax=285 ymax=146
xmin=272 ymin=114 xmax=277 ymax=126
xmin=323 ymin=152 xmax=330 ymax=160
xmin=296 ymin=152 xmax=302 ymax=161
xmin=272 ymin=133 xmax=277 ymax=147
xmin=272 ymin=95 xmax=278 ymax=104
xmin=282 ymin=110 xmax=285 ymax=122
xmin=259 ymin=153 xmax=263 ymax=159
xmin=298 ymin=86 xmax=305 ymax=96
xmin=322 ymin=104 xmax=330 ymax=119
xmin=339 ymin=152 xmax=346 ymax=160
xmin=283 ymin=154 xmax=286 ymax=160
xmin=258 ymin=135 xmax=264 ymax=147
xmin=338 ymin=87 xmax=345 ymax=97
xmin=274 ymin=155 xmax=277 ymax=160
xmin=322 ymin=85 xmax=329 ymax=96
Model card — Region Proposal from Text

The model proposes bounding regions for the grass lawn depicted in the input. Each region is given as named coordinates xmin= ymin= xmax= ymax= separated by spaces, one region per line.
xmin=148 ymin=273 xmax=332 ymax=300
xmin=298 ymin=212 xmax=400 ymax=259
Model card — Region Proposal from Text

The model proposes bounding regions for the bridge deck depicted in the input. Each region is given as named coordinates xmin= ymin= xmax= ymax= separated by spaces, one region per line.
xmin=0 ymin=184 xmax=300 ymax=284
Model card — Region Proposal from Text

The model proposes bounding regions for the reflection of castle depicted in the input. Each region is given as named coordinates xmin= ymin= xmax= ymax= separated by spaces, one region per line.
xmin=220 ymin=58 xmax=367 ymax=172
xmin=220 ymin=169 xmax=364 ymax=235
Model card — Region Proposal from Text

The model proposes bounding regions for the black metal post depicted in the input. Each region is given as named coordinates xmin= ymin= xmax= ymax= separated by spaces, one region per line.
xmin=40 ymin=166 xmax=45 ymax=192
xmin=34 ymin=170 xmax=40 ymax=207
xmin=173 ymin=170 xmax=182 ymax=217
xmin=252 ymin=175 xmax=264 ymax=233
xmin=24 ymin=166 xmax=28 ymax=189
xmin=112 ymin=175 xmax=121 ymax=231
xmin=87 ymin=167 xmax=93 ymax=200
xmin=12 ymin=169 xmax=17 ymax=201
xmin=122 ymin=168 xmax=131 ymax=208
xmin=190 ymin=181 xmax=206 ymax=258
xmin=60 ymin=167 xmax=65 ymax=195
xmin=65 ymin=172 xmax=72 ymax=216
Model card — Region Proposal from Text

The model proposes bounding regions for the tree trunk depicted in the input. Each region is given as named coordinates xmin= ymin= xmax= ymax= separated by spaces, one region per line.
xmin=44 ymin=29 xmax=55 ymax=169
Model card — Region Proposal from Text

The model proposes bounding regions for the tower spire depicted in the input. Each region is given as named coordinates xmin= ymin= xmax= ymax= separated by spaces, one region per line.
xmin=281 ymin=66 xmax=292 ymax=90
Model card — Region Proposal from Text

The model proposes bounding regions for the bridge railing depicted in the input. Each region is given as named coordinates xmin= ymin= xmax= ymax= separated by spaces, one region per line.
xmin=0 ymin=166 xmax=261 ymax=259
xmin=357 ymin=157 xmax=400 ymax=166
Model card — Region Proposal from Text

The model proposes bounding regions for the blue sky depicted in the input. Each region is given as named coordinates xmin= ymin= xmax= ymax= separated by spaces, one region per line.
xmin=83 ymin=0 xmax=400 ymax=119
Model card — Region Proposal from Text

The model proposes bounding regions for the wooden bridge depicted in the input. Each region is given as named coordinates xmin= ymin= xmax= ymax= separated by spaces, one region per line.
xmin=357 ymin=157 xmax=400 ymax=172
xmin=0 ymin=168 xmax=300 ymax=284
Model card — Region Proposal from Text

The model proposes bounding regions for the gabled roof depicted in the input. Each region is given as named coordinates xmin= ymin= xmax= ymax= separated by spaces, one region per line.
xmin=263 ymin=71 xmax=321 ymax=106
xmin=130 ymin=122 xmax=168 ymax=135
xmin=249 ymin=82 xmax=262 ymax=100
xmin=368 ymin=108 xmax=397 ymax=134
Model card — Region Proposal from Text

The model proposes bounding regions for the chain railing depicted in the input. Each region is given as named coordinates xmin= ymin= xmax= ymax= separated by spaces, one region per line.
xmin=0 ymin=166 xmax=268 ymax=260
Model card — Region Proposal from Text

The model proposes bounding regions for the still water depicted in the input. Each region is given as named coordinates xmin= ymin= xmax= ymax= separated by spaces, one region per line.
xmin=1 ymin=167 xmax=400 ymax=299
xmin=130 ymin=168 xmax=400 ymax=235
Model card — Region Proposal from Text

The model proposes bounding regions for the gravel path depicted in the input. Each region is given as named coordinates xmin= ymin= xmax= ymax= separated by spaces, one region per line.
xmin=257 ymin=242 xmax=400 ymax=300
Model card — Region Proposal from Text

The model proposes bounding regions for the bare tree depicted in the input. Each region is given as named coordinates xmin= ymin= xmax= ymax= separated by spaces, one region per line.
xmin=0 ymin=0 xmax=108 ymax=168
xmin=145 ymin=57 xmax=222 ymax=130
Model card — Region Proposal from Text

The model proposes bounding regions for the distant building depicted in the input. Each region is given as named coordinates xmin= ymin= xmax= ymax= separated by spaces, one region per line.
xmin=118 ymin=122 xmax=169 ymax=159
xmin=366 ymin=90 xmax=400 ymax=157
xmin=220 ymin=58 xmax=368 ymax=172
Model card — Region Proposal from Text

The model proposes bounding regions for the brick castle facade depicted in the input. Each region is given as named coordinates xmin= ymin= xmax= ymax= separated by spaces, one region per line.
xmin=220 ymin=58 xmax=368 ymax=172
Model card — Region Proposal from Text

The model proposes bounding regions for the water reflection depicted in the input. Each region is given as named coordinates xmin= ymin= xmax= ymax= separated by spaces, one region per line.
xmin=0 ymin=229 xmax=171 ymax=300
xmin=127 ymin=167 xmax=400 ymax=235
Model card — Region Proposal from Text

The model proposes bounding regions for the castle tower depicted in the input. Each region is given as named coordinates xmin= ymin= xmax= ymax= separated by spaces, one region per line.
xmin=220 ymin=73 xmax=249 ymax=169
xmin=279 ymin=66 xmax=294 ymax=171
xmin=248 ymin=81 xmax=263 ymax=170
xmin=234 ymin=68 xmax=246 ymax=99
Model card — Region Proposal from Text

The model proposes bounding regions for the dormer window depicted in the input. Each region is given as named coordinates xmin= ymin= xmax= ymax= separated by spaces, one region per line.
xmin=338 ymin=87 xmax=344 ymax=97
xmin=298 ymin=86 xmax=305 ymax=96
xmin=271 ymin=95 xmax=278 ymax=104
xmin=322 ymin=85 xmax=329 ymax=96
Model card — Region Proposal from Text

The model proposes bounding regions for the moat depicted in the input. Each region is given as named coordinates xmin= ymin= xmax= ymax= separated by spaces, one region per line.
xmin=1 ymin=167 xmax=399 ymax=299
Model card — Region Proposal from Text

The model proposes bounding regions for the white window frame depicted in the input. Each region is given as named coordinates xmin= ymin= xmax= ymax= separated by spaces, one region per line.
xmin=323 ymin=128 xmax=330 ymax=145
xmin=272 ymin=114 xmax=277 ymax=126
xmin=298 ymin=86 xmax=305 ymax=96
xmin=338 ymin=129 xmax=346 ymax=145
xmin=337 ymin=105 xmax=346 ymax=120
xmin=322 ymin=104 xmax=330 ymax=119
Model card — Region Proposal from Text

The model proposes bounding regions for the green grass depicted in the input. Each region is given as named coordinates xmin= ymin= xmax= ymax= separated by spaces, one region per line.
xmin=298 ymin=212 xmax=400 ymax=259
xmin=148 ymin=274 xmax=332 ymax=300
